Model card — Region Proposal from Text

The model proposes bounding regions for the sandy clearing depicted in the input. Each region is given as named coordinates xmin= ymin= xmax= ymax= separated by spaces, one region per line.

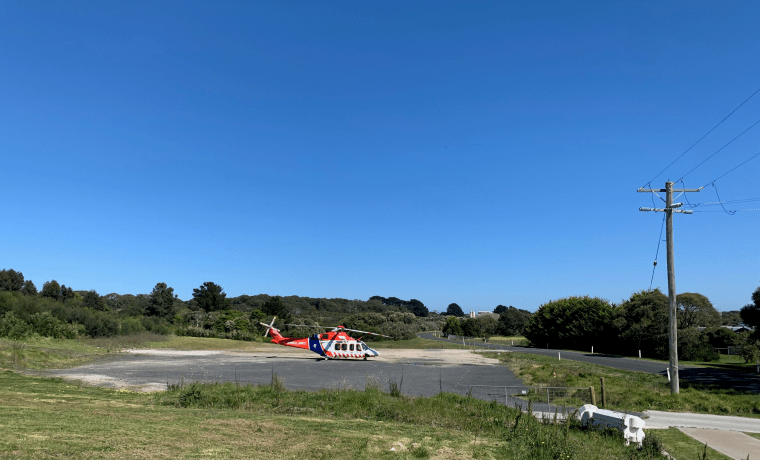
xmin=52 ymin=372 xmax=167 ymax=392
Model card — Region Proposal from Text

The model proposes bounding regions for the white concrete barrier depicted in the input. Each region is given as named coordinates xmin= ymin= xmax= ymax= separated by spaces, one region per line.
xmin=578 ymin=404 xmax=645 ymax=446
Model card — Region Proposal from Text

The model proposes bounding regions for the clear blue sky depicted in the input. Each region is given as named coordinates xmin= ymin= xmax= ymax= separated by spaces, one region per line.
xmin=2 ymin=1 xmax=759 ymax=312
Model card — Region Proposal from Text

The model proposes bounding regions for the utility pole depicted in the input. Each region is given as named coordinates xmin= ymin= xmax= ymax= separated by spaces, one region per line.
xmin=638 ymin=181 xmax=702 ymax=394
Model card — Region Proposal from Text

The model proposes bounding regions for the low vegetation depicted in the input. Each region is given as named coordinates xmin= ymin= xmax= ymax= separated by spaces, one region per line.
xmin=489 ymin=351 xmax=760 ymax=416
xmin=1 ymin=369 xmax=673 ymax=460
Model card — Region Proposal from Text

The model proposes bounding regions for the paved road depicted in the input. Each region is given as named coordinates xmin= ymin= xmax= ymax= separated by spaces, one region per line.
xmin=420 ymin=333 xmax=760 ymax=392
xmin=420 ymin=332 xmax=672 ymax=374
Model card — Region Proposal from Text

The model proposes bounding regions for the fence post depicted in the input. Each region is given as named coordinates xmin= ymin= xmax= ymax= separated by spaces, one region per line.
xmin=600 ymin=377 xmax=606 ymax=408
xmin=589 ymin=386 xmax=596 ymax=406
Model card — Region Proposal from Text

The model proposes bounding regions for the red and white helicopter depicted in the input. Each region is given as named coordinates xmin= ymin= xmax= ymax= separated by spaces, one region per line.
xmin=259 ymin=317 xmax=391 ymax=360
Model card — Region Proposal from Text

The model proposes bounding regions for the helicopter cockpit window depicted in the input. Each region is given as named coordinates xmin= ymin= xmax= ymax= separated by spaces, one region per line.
xmin=356 ymin=344 xmax=362 ymax=351
xmin=349 ymin=344 xmax=354 ymax=351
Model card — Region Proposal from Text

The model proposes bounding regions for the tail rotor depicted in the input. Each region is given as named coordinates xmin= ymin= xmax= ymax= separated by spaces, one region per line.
xmin=259 ymin=316 xmax=277 ymax=337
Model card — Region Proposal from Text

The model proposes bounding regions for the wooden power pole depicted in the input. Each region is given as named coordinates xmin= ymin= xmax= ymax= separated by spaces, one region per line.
xmin=638 ymin=181 xmax=702 ymax=394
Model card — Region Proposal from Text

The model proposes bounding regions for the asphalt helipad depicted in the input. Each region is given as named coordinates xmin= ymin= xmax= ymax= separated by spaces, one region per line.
xmin=49 ymin=350 xmax=527 ymax=399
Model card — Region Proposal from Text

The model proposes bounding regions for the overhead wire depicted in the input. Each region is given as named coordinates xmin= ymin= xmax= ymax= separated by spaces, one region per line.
xmin=701 ymin=150 xmax=760 ymax=187
xmin=677 ymin=116 xmax=760 ymax=182
xmin=710 ymin=182 xmax=736 ymax=215
xmin=649 ymin=214 xmax=666 ymax=291
xmin=641 ymin=85 xmax=760 ymax=188
xmin=685 ymin=197 xmax=760 ymax=208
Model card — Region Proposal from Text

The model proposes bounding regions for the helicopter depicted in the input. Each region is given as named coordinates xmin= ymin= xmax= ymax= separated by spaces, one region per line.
xmin=259 ymin=317 xmax=391 ymax=360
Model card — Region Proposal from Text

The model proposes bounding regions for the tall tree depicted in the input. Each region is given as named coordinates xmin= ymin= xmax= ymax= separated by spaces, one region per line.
xmin=0 ymin=269 xmax=24 ymax=291
xmin=261 ymin=296 xmax=289 ymax=320
xmin=442 ymin=315 xmax=463 ymax=336
xmin=740 ymin=286 xmax=760 ymax=338
xmin=82 ymin=290 xmax=108 ymax=311
xmin=192 ymin=281 xmax=229 ymax=312
xmin=60 ymin=285 xmax=75 ymax=302
xmin=41 ymin=280 xmax=61 ymax=300
xmin=497 ymin=306 xmax=531 ymax=336
xmin=407 ymin=299 xmax=429 ymax=317
xmin=446 ymin=303 xmax=464 ymax=317
xmin=148 ymin=282 xmax=177 ymax=319
xmin=524 ymin=296 xmax=614 ymax=350
xmin=21 ymin=280 xmax=37 ymax=296
xmin=493 ymin=305 xmax=508 ymax=314
xmin=618 ymin=289 xmax=669 ymax=354
xmin=676 ymin=293 xmax=720 ymax=328
xmin=721 ymin=310 xmax=742 ymax=326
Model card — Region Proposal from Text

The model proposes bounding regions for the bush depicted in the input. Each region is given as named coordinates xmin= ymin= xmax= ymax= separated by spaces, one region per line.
xmin=524 ymin=296 xmax=614 ymax=350
xmin=0 ymin=311 xmax=32 ymax=339
xmin=29 ymin=312 xmax=77 ymax=339
xmin=678 ymin=328 xmax=719 ymax=362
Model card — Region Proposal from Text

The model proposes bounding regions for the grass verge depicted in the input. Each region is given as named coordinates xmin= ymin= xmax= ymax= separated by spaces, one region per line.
xmin=650 ymin=428 xmax=733 ymax=460
xmin=487 ymin=352 xmax=760 ymax=416
xmin=0 ymin=369 xmax=670 ymax=459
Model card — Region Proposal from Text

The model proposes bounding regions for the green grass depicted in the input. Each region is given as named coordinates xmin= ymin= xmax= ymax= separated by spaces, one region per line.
xmin=488 ymin=352 xmax=760 ymax=416
xmin=651 ymin=428 xmax=733 ymax=460
xmin=0 ymin=337 xmax=110 ymax=370
xmin=486 ymin=336 xmax=530 ymax=346
xmin=0 ymin=336 xmax=743 ymax=459
xmin=0 ymin=370 xmax=670 ymax=459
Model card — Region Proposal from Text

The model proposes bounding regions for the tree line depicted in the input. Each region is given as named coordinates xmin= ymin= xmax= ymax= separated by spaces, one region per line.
xmin=521 ymin=288 xmax=760 ymax=363
xmin=0 ymin=268 xmax=443 ymax=341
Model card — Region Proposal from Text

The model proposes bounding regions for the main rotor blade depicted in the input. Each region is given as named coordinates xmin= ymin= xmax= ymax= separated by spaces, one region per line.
xmin=297 ymin=324 xmax=393 ymax=338
xmin=339 ymin=327 xmax=392 ymax=338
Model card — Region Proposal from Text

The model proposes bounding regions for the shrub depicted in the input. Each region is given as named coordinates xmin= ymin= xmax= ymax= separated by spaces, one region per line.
xmin=0 ymin=311 xmax=32 ymax=339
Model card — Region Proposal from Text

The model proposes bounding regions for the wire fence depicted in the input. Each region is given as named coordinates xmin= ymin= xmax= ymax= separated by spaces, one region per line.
xmin=463 ymin=385 xmax=593 ymax=413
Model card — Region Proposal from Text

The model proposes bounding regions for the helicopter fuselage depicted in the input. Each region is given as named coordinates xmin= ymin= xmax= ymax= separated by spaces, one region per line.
xmin=269 ymin=328 xmax=379 ymax=359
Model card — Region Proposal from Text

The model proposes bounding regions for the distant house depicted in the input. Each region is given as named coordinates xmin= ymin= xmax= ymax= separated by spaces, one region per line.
xmin=469 ymin=311 xmax=497 ymax=318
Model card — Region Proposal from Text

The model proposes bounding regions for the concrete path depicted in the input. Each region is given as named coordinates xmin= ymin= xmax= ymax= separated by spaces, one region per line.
xmin=645 ymin=411 xmax=760 ymax=459
xmin=678 ymin=428 xmax=759 ymax=460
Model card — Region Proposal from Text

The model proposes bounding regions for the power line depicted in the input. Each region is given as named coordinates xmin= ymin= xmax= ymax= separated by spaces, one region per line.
xmin=711 ymin=182 xmax=735 ymax=215
xmin=692 ymin=209 xmax=760 ymax=213
xmin=642 ymin=85 xmax=760 ymax=188
xmin=702 ymin=150 xmax=760 ymax=187
xmin=649 ymin=214 xmax=665 ymax=291
xmin=677 ymin=116 xmax=760 ymax=182
xmin=686 ymin=197 xmax=760 ymax=208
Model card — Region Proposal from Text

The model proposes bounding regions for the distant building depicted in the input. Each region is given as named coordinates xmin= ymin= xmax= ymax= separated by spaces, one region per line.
xmin=469 ymin=311 xmax=497 ymax=318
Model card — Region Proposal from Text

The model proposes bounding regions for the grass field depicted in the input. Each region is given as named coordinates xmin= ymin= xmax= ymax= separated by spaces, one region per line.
xmin=0 ymin=334 xmax=752 ymax=458
xmin=1 ymin=370 xmax=673 ymax=459
xmin=487 ymin=351 xmax=760 ymax=416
